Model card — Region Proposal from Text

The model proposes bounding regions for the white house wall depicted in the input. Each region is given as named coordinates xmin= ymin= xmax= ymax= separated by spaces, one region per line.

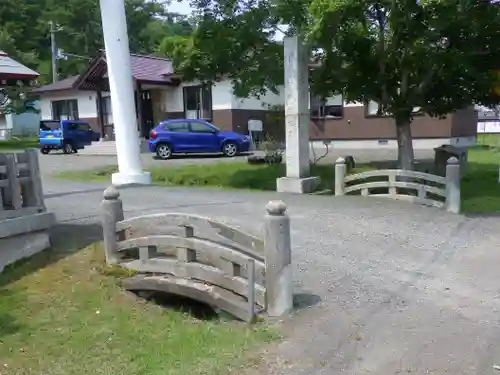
xmin=162 ymin=79 xmax=351 ymax=112
xmin=39 ymin=90 xmax=99 ymax=120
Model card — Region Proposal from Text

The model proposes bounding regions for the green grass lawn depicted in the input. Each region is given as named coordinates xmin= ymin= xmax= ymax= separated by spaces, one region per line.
xmin=57 ymin=163 xmax=371 ymax=192
xmin=56 ymin=149 xmax=500 ymax=213
xmin=0 ymin=244 xmax=277 ymax=375
xmin=0 ymin=137 xmax=38 ymax=152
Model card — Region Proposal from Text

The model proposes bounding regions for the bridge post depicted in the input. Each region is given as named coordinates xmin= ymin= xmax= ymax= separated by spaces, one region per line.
xmin=264 ymin=200 xmax=293 ymax=317
xmin=445 ymin=157 xmax=461 ymax=214
xmin=100 ymin=186 xmax=124 ymax=264
xmin=335 ymin=157 xmax=346 ymax=196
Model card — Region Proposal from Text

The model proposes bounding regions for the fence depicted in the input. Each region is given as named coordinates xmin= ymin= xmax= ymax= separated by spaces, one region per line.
xmin=100 ymin=187 xmax=293 ymax=322
xmin=334 ymin=156 xmax=461 ymax=214
xmin=0 ymin=149 xmax=46 ymax=220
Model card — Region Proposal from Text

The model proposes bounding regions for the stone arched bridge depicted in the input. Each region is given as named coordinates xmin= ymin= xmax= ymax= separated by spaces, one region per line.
xmin=42 ymin=175 xmax=500 ymax=375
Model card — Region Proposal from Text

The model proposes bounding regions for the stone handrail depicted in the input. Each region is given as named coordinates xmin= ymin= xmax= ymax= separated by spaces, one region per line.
xmin=0 ymin=149 xmax=46 ymax=220
xmin=334 ymin=157 xmax=461 ymax=213
xmin=100 ymin=187 xmax=293 ymax=322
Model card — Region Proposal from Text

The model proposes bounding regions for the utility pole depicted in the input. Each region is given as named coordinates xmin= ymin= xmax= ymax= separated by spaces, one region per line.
xmin=49 ymin=21 xmax=58 ymax=83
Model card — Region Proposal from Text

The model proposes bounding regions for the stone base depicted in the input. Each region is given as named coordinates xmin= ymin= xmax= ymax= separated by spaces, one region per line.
xmin=0 ymin=230 xmax=51 ymax=273
xmin=276 ymin=176 xmax=321 ymax=194
xmin=112 ymin=170 xmax=152 ymax=186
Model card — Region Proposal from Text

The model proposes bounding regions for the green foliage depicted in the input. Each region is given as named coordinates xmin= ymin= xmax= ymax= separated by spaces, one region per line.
xmin=161 ymin=0 xmax=285 ymax=98
xmin=0 ymin=0 xmax=195 ymax=82
xmin=179 ymin=0 xmax=500 ymax=114
xmin=173 ymin=0 xmax=500 ymax=169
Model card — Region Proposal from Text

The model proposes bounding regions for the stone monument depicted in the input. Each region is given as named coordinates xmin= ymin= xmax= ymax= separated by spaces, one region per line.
xmin=276 ymin=36 xmax=320 ymax=193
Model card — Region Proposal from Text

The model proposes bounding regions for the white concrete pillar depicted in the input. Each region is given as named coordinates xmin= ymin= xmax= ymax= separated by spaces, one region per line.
xmin=99 ymin=0 xmax=151 ymax=186
xmin=276 ymin=36 xmax=320 ymax=194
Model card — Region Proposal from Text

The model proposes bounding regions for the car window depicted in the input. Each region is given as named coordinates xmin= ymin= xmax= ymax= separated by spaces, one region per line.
xmin=164 ymin=121 xmax=189 ymax=132
xmin=40 ymin=121 xmax=60 ymax=130
xmin=190 ymin=121 xmax=214 ymax=133
xmin=67 ymin=123 xmax=79 ymax=131
xmin=77 ymin=123 xmax=91 ymax=131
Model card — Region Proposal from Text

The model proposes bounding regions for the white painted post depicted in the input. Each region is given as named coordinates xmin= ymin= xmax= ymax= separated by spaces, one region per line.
xmin=445 ymin=157 xmax=461 ymax=214
xmin=276 ymin=36 xmax=320 ymax=193
xmin=335 ymin=157 xmax=346 ymax=196
xmin=264 ymin=200 xmax=293 ymax=317
xmin=99 ymin=0 xmax=151 ymax=186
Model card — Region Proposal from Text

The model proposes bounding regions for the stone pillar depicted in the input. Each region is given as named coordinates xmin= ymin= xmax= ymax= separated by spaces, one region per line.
xmin=264 ymin=200 xmax=293 ymax=317
xmin=276 ymin=36 xmax=320 ymax=194
xmin=335 ymin=157 xmax=346 ymax=196
xmin=99 ymin=0 xmax=151 ymax=186
xmin=100 ymin=186 xmax=124 ymax=264
xmin=444 ymin=157 xmax=461 ymax=214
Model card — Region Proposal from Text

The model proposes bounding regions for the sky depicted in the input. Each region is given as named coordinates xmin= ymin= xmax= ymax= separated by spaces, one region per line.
xmin=167 ymin=1 xmax=193 ymax=15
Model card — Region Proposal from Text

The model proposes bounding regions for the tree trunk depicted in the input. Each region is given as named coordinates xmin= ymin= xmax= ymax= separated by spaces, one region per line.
xmin=395 ymin=119 xmax=415 ymax=170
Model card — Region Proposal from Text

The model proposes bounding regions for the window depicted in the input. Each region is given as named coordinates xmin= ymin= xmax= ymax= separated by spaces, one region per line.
xmin=164 ymin=121 xmax=189 ymax=132
xmin=40 ymin=120 xmax=60 ymax=131
xmin=190 ymin=121 xmax=215 ymax=133
xmin=100 ymin=96 xmax=113 ymax=125
xmin=365 ymin=100 xmax=422 ymax=117
xmin=76 ymin=123 xmax=91 ymax=131
xmin=310 ymin=94 xmax=343 ymax=119
xmin=51 ymin=99 xmax=79 ymax=120
xmin=183 ymin=85 xmax=212 ymax=120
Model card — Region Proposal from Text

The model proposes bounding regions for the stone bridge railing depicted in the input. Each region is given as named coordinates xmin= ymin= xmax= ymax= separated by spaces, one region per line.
xmin=334 ymin=156 xmax=461 ymax=213
xmin=100 ymin=187 xmax=293 ymax=322
xmin=0 ymin=149 xmax=45 ymax=219
xmin=0 ymin=149 xmax=54 ymax=273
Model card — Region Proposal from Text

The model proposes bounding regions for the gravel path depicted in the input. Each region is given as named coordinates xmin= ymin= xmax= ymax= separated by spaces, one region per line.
xmin=42 ymin=169 xmax=500 ymax=375
xmin=34 ymin=146 xmax=500 ymax=374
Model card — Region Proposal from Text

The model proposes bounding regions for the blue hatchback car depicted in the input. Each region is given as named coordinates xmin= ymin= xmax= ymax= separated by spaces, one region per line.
xmin=148 ymin=119 xmax=251 ymax=160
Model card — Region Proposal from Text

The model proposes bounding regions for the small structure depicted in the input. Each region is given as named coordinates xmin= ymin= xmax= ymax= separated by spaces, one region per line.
xmin=0 ymin=51 xmax=40 ymax=139
xmin=335 ymin=157 xmax=461 ymax=214
xmin=0 ymin=149 xmax=55 ymax=272
xmin=434 ymin=144 xmax=468 ymax=177
xmin=100 ymin=187 xmax=293 ymax=321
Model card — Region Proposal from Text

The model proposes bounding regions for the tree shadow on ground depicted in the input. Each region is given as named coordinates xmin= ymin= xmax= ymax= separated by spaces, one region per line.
xmin=227 ymin=164 xmax=335 ymax=191
xmin=357 ymin=158 xmax=436 ymax=173
xmin=131 ymin=290 xmax=222 ymax=321
xmin=460 ymin=161 xmax=500 ymax=214
xmin=0 ymin=222 xmax=102 ymax=288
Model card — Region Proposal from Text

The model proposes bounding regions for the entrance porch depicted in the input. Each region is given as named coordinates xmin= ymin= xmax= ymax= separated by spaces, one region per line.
xmin=72 ymin=51 xmax=180 ymax=140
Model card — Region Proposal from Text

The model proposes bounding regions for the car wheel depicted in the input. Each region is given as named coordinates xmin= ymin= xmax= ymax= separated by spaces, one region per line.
xmin=156 ymin=143 xmax=172 ymax=160
xmin=222 ymin=141 xmax=238 ymax=157
xmin=63 ymin=142 xmax=74 ymax=154
xmin=40 ymin=148 xmax=50 ymax=155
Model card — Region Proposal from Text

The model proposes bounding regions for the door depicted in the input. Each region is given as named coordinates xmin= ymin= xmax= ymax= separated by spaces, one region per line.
xmin=66 ymin=122 xmax=91 ymax=148
xmin=188 ymin=121 xmax=220 ymax=152
xmin=141 ymin=90 xmax=154 ymax=138
xmin=76 ymin=123 xmax=94 ymax=145
xmin=163 ymin=121 xmax=192 ymax=152
xmin=64 ymin=122 xmax=81 ymax=146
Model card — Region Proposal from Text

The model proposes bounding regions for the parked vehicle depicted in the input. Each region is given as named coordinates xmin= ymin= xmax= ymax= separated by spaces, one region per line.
xmin=148 ymin=119 xmax=251 ymax=160
xmin=39 ymin=120 xmax=100 ymax=154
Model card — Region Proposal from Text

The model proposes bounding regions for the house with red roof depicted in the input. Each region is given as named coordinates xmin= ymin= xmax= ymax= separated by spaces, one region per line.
xmin=32 ymin=50 xmax=477 ymax=150
xmin=0 ymin=51 xmax=40 ymax=137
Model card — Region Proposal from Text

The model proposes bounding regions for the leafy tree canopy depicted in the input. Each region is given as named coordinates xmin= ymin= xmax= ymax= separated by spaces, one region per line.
xmin=0 ymin=0 xmax=195 ymax=83
xmin=165 ymin=0 xmax=500 ymax=168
